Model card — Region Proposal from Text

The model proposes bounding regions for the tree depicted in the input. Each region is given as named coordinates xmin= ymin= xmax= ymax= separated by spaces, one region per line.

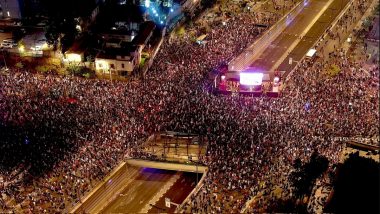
xmin=41 ymin=0 xmax=96 ymax=52
xmin=306 ymin=151 xmax=329 ymax=180
xmin=361 ymin=17 xmax=372 ymax=31
xmin=201 ymin=0 xmax=217 ymax=9
xmin=289 ymin=152 xmax=329 ymax=198
xmin=44 ymin=20 xmax=60 ymax=50
xmin=325 ymin=152 xmax=379 ymax=214
xmin=267 ymin=198 xmax=308 ymax=213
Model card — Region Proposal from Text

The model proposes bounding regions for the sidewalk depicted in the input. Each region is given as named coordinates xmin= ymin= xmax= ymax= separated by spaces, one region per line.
xmin=318 ymin=0 xmax=378 ymax=62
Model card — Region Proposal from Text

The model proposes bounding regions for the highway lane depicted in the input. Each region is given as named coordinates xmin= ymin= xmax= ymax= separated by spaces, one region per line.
xmin=232 ymin=0 xmax=349 ymax=80
xmin=249 ymin=0 xmax=333 ymax=77
xmin=148 ymin=172 xmax=199 ymax=213
xmin=101 ymin=168 xmax=179 ymax=213
xmin=278 ymin=0 xmax=350 ymax=73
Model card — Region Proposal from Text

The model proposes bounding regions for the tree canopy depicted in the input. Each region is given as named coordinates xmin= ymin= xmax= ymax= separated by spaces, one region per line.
xmin=325 ymin=152 xmax=379 ymax=214
xmin=289 ymin=151 xmax=329 ymax=198
xmin=41 ymin=0 xmax=96 ymax=52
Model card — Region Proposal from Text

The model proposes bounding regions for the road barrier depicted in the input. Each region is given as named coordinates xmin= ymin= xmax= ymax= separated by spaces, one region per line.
xmin=69 ymin=161 xmax=140 ymax=213
xmin=176 ymin=168 xmax=208 ymax=213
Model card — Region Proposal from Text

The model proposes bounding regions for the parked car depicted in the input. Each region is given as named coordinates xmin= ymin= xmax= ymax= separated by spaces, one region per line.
xmin=0 ymin=39 xmax=17 ymax=48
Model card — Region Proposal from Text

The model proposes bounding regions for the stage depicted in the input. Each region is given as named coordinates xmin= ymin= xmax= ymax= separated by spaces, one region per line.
xmin=212 ymin=67 xmax=282 ymax=97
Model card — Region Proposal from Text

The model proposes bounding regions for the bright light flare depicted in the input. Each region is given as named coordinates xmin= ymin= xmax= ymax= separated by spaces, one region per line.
xmin=145 ymin=0 xmax=150 ymax=8
xmin=96 ymin=60 xmax=109 ymax=70
xmin=240 ymin=72 xmax=263 ymax=86
xmin=18 ymin=45 xmax=25 ymax=53
xmin=65 ymin=53 xmax=81 ymax=62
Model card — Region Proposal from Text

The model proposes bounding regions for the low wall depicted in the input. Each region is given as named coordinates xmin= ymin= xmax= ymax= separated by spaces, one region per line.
xmin=176 ymin=168 xmax=208 ymax=213
xmin=69 ymin=162 xmax=139 ymax=213
xmin=126 ymin=159 xmax=207 ymax=173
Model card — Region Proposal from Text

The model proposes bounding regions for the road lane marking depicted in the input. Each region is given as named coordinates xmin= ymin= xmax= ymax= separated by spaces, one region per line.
xmin=269 ymin=0 xmax=336 ymax=72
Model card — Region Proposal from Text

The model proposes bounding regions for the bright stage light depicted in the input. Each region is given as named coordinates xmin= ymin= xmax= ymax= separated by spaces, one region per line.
xmin=145 ymin=0 xmax=150 ymax=8
xmin=240 ymin=72 xmax=263 ymax=86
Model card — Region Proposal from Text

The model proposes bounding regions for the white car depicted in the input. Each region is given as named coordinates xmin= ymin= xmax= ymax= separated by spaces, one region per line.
xmin=1 ymin=39 xmax=17 ymax=48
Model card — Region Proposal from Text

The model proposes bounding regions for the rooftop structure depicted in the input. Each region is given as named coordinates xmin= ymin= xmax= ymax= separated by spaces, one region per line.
xmin=139 ymin=132 xmax=208 ymax=163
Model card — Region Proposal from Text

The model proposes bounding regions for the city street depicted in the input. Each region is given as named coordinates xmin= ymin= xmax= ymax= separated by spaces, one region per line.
xmin=277 ymin=0 xmax=350 ymax=73
xmin=100 ymin=168 xmax=195 ymax=213
xmin=0 ymin=0 xmax=378 ymax=213
xmin=233 ymin=0 xmax=349 ymax=79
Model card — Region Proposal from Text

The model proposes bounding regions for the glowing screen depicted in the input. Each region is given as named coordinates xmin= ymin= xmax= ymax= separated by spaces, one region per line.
xmin=240 ymin=72 xmax=263 ymax=85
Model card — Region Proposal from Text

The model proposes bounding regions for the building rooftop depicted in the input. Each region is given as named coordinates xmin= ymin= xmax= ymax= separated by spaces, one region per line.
xmin=132 ymin=21 xmax=156 ymax=45
xmin=96 ymin=45 xmax=137 ymax=60
xmin=66 ymin=34 xmax=95 ymax=54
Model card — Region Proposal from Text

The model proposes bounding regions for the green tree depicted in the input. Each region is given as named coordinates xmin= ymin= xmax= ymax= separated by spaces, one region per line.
xmin=41 ymin=0 xmax=96 ymax=52
xmin=361 ymin=17 xmax=372 ymax=31
xmin=289 ymin=152 xmax=329 ymax=198
xmin=44 ymin=20 xmax=60 ymax=50
xmin=67 ymin=64 xmax=82 ymax=76
xmin=201 ymin=0 xmax=217 ymax=9
xmin=325 ymin=152 xmax=379 ymax=214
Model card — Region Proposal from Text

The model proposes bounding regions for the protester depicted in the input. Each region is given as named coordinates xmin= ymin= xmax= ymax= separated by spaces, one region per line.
xmin=0 ymin=0 xmax=378 ymax=213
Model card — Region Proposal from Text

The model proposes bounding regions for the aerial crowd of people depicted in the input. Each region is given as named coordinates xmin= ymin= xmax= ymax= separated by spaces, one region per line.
xmin=0 ymin=0 xmax=378 ymax=213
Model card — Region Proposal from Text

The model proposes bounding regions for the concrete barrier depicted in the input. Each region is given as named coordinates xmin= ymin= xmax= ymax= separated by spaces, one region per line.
xmin=69 ymin=162 xmax=140 ymax=213
xmin=176 ymin=168 xmax=208 ymax=213
xmin=126 ymin=159 xmax=207 ymax=173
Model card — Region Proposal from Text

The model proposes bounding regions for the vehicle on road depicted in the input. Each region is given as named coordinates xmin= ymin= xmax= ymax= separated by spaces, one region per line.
xmin=1 ymin=39 xmax=17 ymax=48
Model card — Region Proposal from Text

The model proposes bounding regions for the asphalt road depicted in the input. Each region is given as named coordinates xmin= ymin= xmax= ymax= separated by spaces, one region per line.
xmin=0 ymin=32 xmax=12 ymax=43
xmin=101 ymin=168 xmax=194 ymax=213
xmin=278 ymin=0 xmax=350 ymax=74
xmin=245 ymin=0 xmax=349 ymax=79
xmin=147 ymin=172 xmax=199 ymax=213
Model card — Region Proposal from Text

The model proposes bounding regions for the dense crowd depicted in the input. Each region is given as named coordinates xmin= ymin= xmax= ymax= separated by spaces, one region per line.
xmin=0 ymin=0 xmax=378 ymax=213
